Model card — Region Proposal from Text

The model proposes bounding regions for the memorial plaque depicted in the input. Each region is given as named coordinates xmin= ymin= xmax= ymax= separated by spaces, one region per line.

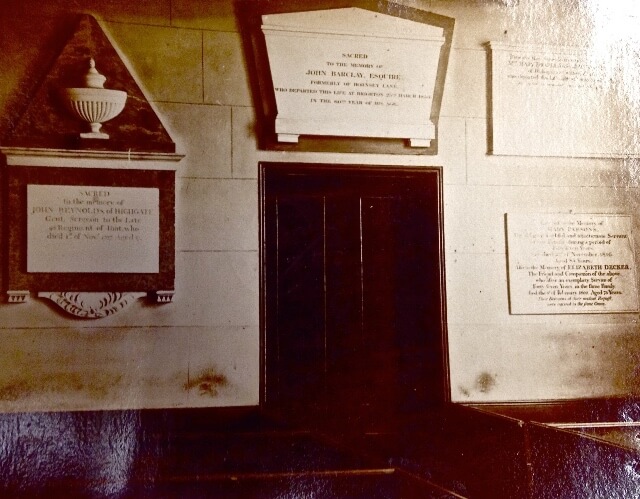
xmin=489 ymin=42 xmax=640 ymax=158
xmin=262 ymin=8 xmax=445 ymax=146
xmin=27 ymin=185 xmax=159 ymax=274
xmin=507 ymin=213 xmax=639 ymax=314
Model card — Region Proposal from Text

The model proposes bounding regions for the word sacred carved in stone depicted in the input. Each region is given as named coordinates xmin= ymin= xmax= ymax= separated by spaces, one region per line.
xmin=262 ymin=8 xmax=445 ymax=146
xmin=27 ymin=184 xmax=159 ymax=273
xmin=507 ymin=213 xmax=639 ymax=314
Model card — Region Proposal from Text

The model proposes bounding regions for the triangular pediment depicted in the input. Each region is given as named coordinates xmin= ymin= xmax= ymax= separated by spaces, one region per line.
xmin=262 ymin=7 xmax=444 ymax=40
xmin=2 ymin=14 xmax=175 ymax=153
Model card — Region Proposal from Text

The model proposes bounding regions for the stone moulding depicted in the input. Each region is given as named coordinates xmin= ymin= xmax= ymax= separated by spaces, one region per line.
xmin=155 ymin=291 xmax=175 ymax=303
xmin=0 ymin=147 xmax=183 ymax=170
xmin=38 ymin=291 xmax=147 ymax=319
xmin=7 ymin=291 xmax=30 ymax=304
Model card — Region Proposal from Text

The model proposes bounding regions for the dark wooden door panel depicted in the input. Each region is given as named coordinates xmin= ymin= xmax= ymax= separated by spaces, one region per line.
xmin=260 ymin=163 xmax=448 ymax=431
xmin=273 ymin=196 xmax=325 ymax=409
xmin=325 ymin=196 xmax=366 ymax=420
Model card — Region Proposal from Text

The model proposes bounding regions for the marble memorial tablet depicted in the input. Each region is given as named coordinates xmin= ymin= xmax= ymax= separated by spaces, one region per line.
xmin=489 ymin=42 xmax=640 ymax=158
xmin=27 ymin=185 xmax=159 ymax=273
xmin=507 ymin=213 xmax=639 ymax=314
xmin=262 ymin=8 xmax=445 ymax=146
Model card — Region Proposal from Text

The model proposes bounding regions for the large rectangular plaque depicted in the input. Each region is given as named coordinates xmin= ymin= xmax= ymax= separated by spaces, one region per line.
xmin=507 ymin=213 xmax=639 ymax=314
xmin=489 ymin=42 xmax=640 ymax=158
xmin=262 ymin=8 xmax=445 ymax=147
xmin=27 ymin=185 xmax=159 ymax=274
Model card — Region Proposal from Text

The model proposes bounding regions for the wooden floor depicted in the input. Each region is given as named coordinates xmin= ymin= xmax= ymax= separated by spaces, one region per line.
xmin=2 ymin=398 xmax=636 ymax=497
xmin=0 ymin=407 xmax=467 ymax=498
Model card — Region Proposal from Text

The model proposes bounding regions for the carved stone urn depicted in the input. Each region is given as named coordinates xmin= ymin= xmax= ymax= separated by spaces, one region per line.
xmin=63 ymin=58 xmax=127 ymax=139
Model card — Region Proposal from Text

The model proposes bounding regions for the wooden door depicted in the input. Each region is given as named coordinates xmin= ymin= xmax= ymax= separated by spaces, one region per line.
xmin=260 ymin=163 xmax=448 ymax=432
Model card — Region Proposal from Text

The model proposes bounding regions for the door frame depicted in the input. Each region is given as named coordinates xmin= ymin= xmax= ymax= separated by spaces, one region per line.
xmin=258 ymin=162 xmax=450 ymax=416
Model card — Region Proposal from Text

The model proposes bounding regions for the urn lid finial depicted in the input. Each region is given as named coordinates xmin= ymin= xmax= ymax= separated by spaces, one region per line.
xmin=83 ymin=58 xmax=107 ymax=89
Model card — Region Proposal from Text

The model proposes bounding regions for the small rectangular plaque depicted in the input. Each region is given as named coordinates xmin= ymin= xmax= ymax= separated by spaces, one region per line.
xmin=27 ymin=185 xmax=159 ymax=273
xmin=507 ymin=213 xmax=639 ymax=314
xmin=489 ymin=42 xmax=640 ymax=158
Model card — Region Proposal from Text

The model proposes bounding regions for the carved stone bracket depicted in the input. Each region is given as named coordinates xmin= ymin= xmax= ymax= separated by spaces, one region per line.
xmin=155 ymin=291 xmax=175 ymax=303
xmin=7 ymin=291 xmax=30 ymax=303
xmin=38 ymin=291 xmax=146 ymax=319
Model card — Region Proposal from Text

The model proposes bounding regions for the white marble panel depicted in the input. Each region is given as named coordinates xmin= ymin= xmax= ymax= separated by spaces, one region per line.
xmin=489 ymin=42 xmax=640 ymax=158
xmin=262 ymin=8 xmax=444 ymax=145
xmin=27 ymin=185 xmax=159 ymax=273
xmin=506 ymin=213 xmax=639 ymax=314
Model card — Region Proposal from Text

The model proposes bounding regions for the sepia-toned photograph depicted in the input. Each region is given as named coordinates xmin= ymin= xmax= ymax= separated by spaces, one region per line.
xmin=0 ymin=0 xmax=639 ymax=497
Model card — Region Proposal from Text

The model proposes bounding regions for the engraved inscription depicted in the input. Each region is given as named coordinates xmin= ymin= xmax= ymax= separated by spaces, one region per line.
xmin=507 ymin=213 xmax=639 ymax=314
xmin=489 ymin=42 xmax=640 ymax=158
xmin=505 ymin=51 xmax=605 ymax=89
xmin=276 ymin=50 xmax=423 ymax=109
xmin=27 ymin=185 xmax=159 ymax=273
xmin=262 ymin=8 xmax=446 ymax=143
